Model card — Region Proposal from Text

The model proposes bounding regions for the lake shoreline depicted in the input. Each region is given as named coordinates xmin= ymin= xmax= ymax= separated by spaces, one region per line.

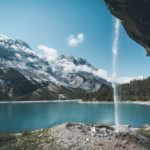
xmin=0 ymin=123 xmax=149 ymax=150
xmin=79 ymin=100 xmax=150 ymax=105
xmin=0 ymin=99 xmax=81 ymax=104
xmin=0 ymin=99 xmax=150 ymax=105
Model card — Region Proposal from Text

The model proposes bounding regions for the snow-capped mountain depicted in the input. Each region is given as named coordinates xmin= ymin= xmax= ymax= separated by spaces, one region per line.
xmin=0 ymin=34 xmax=112 ymax=101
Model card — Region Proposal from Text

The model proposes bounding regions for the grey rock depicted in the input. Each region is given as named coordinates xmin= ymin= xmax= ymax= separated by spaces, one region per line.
xmin=104 ymin=0 xmax=150 ymax=56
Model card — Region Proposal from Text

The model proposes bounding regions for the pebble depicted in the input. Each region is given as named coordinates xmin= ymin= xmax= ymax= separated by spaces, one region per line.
xmin=86 ymin=138 xmax=90 ymax=142
xmin=91 ymin=127 xmax=96 ymax=133
xmin=122 ymin=140 xmax=128 ymax=145
xmin=38 ymin=133 xmax=43 ymax=137
xmin=103 ymin=133 xmax=108 ymax=137
xmin=91 ymin=132 xmax=95 ymax=136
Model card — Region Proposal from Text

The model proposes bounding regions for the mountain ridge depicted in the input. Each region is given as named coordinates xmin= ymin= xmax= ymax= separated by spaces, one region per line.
xmin=0 ymin=34 xmax=113 ymax=101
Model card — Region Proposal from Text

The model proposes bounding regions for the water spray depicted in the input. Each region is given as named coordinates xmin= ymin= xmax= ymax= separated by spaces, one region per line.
xmin=112 ymin=18 xmax=121 ymax=132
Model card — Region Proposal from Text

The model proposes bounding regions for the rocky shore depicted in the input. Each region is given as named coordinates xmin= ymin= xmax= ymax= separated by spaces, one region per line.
xmin=0 ymin=123 xmax=150 ymax=150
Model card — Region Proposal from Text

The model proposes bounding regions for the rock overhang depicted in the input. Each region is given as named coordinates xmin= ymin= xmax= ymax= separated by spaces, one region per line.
xmin=104 ymin=0 xmax=150 ymax=56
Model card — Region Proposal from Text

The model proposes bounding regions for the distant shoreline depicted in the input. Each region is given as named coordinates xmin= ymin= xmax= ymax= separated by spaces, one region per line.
xmin=0 ymin=99 xmax=80 ymax=104
xmin=79 ymin=100 xmax=150 ymax=105
xmin=0 ymin=99 xmax=150 ymax=105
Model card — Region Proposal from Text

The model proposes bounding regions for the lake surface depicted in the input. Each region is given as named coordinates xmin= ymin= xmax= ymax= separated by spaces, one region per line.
xmin=0 ymin=101 xmax=150 ymax=132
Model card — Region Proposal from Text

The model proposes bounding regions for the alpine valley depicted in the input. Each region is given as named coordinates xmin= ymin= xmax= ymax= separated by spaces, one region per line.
xmin=0 ymin=34 xmax=113 ymax=101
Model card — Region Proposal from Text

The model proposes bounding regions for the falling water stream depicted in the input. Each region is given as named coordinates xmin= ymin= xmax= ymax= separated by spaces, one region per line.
xmin=112 ymin=18 xmax=121 ymax=131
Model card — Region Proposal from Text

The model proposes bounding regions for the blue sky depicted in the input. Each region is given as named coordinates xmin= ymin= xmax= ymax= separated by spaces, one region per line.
xmin=0 ymin=0 xmax=150 ymax=79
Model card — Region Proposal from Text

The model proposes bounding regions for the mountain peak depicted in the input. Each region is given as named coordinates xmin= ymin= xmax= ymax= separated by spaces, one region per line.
xmin=0 ymin=34 xmax=12 ymax=41
xmin=0 ymin=35 xmax=111 ymax=100
xmin=0 ymin=34 xmax=34 ymax=57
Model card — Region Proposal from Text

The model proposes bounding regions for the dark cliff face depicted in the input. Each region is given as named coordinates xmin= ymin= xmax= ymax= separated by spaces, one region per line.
xmin=104 ymin=0 xmax=150 ymax=56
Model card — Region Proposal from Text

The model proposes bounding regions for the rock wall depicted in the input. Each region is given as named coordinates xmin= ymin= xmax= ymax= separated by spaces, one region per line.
xmin=104 ymin=0 xmax=150 ymax=56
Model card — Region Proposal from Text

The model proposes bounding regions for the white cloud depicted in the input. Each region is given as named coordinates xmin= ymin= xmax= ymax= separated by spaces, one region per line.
xmin=55 ymin=58 xmax=144 ymax=84
xmin=116 ymin=76 xmax=144 ymax=84
xmin=63 ymin=64 xmax=144 ymax=84
xmin=37 ymin=45 xmax=58 ymax=61
xmin=36 ymin=44 xmax=144 ymax=84
xmin=63 ymin=65 xmax=105 ymax=82
xmin=95 ymin=69 xmax=110 ymax=80
xmin=55 ymin=58 xmax=110 ymax=80
xmin=67 ymin=33 xmax=85 ymax=47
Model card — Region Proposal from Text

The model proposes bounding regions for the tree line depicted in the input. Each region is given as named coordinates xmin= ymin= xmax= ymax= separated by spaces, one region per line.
xmin=117 ymin=77 xmax=150 ymax=101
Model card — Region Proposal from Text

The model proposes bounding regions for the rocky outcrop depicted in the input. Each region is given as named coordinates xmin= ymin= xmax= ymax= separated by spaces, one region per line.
xmin=0 ymin=123 xmax=149 ymax=150
xmin=104 ymin=0 xmax=150 ymax=56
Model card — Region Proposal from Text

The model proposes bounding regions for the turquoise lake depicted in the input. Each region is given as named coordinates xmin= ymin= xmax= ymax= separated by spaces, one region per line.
xmin=0 ymin=101 xmax=150 ymax=132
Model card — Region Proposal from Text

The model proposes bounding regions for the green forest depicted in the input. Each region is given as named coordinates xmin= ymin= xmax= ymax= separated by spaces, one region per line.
xmin=83 ymin=77 xmax=150 ymax=102
xmin=117 ymin=77 xmax=150 ymax=101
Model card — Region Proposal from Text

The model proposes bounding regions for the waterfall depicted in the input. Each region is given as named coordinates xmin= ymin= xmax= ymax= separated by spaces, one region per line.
xmin=112 ymin=18 xmax=121 ymax=131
